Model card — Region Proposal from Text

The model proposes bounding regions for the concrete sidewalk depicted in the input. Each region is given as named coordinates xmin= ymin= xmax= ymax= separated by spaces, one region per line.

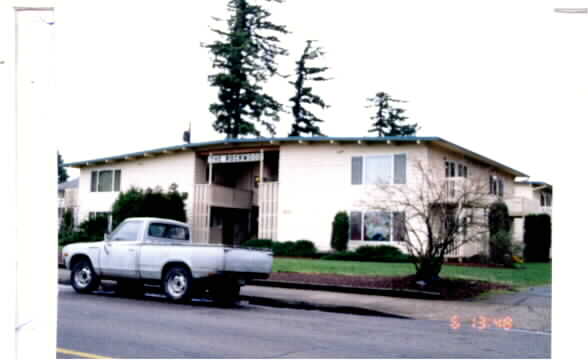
xmin=58 ymin=268 xmax=551 ymax=332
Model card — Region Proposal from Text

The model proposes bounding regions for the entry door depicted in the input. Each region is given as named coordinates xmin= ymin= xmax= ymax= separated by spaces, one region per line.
xmin=99 ymin=220 xmax=142 ymax=278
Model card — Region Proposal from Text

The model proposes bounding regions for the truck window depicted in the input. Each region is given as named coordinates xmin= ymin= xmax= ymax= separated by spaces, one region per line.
xmin=111 ymin=221 xmax=142 ymax=241
xmin=148 ymin=223 xmax=189 ymax=241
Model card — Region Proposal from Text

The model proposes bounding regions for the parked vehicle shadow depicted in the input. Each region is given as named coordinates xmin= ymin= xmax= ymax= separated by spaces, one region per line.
xmin=86 ymin=281 xmax=249 ymax=310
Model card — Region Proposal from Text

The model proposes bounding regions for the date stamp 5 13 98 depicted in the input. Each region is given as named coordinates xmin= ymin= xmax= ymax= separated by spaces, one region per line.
xmin=450 ymin=315 xmax=513 ymax=331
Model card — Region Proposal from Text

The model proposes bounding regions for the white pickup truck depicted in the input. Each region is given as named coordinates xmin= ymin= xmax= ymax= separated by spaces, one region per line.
xmin=62 ymin=217 xmax=273 ymax=304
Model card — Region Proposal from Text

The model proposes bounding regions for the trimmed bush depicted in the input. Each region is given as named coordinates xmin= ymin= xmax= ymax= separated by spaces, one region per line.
xmin=271 ymin=241 xmax=295 ymax=256
xmin=524 ymin=214 xmax=551 ymax=262
xmin=489 ymin=230 xmax=515 ymax=267
xmin=355 ymin=245 xmax=402 ymax=258
xmin=242 ymin=239 xmax=273 ymax=249
xmin=290 ymin=240 xmax=317 ymax=257
xmin=331 ymin=211 xmax=349 ymax=251
xmin=488 ymin=201 xmax=512 ymax=265
xmin=488 ymin=201 xmax=511 ymax=236
xmin=321 ymin=245 xmax=411 ymax=263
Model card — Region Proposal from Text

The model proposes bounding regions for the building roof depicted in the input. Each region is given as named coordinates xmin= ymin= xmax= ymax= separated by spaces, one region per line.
xmin=58 ymin=178 xmax=79 ymax=190
xmin=64 ymin=136 xmax=528 ymax=177
xmin=516 ymin=180 xmax=552 ymax=189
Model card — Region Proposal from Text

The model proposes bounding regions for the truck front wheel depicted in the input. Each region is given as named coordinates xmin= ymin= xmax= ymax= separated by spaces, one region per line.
xmin=71 ymin=259 xmax=100 ymax=293
xmin=163 ymin=266 xmax=193 ymax=303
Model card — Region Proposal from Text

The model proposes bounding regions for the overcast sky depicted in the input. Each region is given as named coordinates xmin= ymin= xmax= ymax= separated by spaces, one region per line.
xmin=54 ymin=0 xmax=588 ymax=182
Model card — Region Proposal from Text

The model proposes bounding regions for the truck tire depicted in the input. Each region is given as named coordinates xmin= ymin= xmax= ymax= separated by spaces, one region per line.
xmin=71 ymin=259 xmax=100 ymax=294
xmin=210 ymin=279 xmax=241 ymax=306
xmin=163 ymin=266 xmax=192 ymax=303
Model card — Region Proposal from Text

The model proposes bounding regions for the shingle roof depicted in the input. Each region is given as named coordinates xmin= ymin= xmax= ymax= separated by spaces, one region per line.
xmin=64 ymin=136 xmax=528 ymax=177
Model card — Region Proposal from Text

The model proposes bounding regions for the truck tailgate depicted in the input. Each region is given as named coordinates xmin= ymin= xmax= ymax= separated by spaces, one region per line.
xmin=223 ymin=248 xmax=273 ymax=277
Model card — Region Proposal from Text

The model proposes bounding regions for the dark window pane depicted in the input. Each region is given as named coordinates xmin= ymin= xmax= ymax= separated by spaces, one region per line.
xmin=364 ymin=212 xmax=390 ymax=241
xmin=114 ymin=170 xmax=121 ymax=191
xmin=394 ymin=154 xmax=407 ymax=184
xmin=350 ymin=212 xmax=362 ymax=241
xmin=464 ymin=166 xmax=468 ymax=178
xmin=351 ymin=157 xmax=363 ymax=185
xmin=98 ymin=171 xmax=113 ymax=192
xmin=393 ymin=212 xmax=407 ymax=241
xmin=91 ymin=171 xmax=98 ymax=192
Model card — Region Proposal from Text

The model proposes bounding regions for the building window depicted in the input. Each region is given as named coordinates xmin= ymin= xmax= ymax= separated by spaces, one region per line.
xmin=489 ymin=175 xmax=504 ymax=197
xmin=349 ymin=211 xmax=406 ymax=242
xmin=89 ymin=211 xmax=111 ymax=219
xmin=445 ymin=160 xmax=468 ymax=178
xmin=540 ymin=192 xmax=552 ymax=207
xmin=91 ymin=170 xmax=121 ymax=192
xmin=350 ymin=211 xmax=362 ymax=240
xmin=351 ymin=154 xmax=407 ymax=185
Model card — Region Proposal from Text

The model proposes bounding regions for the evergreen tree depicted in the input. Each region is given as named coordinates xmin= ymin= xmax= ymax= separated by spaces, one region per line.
xmin=367 ymin=91 xmax=418 ymax=136
xmin=58 ymin=151 xmax=69 ymax=184
xmin=206 ymin=0 xmax=288 ymax=138
xmin=288 ymin=40 xmax=330 ymax=137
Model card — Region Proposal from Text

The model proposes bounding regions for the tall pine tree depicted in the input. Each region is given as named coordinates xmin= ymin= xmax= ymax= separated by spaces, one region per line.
xmin=288 ymin=40 xmax=330 ymax=137
xmin=58 ymin=151 xmax=69 ymax=184
xmin=367 ymin=91 xmax=417 ymax=137
xmin=207 ymin=0 xmax=288 ymax=138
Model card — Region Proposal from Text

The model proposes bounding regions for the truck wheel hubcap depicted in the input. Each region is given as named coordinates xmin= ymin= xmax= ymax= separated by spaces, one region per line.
xmin=167 ymin=273 xmax=187 ymax=297
xmin=75 ymin=267 xmax=92 ymax=287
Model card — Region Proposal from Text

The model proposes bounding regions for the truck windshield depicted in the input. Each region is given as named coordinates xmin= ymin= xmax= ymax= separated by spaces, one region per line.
xmin=148 ymin=223 xmax=189 ymax=241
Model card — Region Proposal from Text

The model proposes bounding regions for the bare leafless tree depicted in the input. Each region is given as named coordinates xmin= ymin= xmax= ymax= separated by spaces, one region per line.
xmin=360 ymin=160 xmax=492 ymax=282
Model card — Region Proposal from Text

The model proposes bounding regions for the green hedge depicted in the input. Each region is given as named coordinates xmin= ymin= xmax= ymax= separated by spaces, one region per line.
xmin=242 ymin=239 xmax=318 ymax=257
xmin=321 ymin=245 xmax=412 ymax=263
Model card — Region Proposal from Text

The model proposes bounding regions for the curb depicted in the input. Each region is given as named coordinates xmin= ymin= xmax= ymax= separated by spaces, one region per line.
xmin=249 ymin=279 xmax=442 ymax=300
xmin=57 ymin=271 xmax=412 ymax=319
xmin=241 ymin=295 xmax=412 ymax=319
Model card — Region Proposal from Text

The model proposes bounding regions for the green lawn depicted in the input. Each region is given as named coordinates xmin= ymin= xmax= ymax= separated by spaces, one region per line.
xmin=273 ymin=258 xmax=551 ymax=288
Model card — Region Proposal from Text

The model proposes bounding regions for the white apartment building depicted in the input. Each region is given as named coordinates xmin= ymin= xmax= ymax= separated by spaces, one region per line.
xmin=65 ymin=136 xmax=547 ymax=258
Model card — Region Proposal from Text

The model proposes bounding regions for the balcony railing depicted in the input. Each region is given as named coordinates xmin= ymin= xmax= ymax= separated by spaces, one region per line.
xmin=209 ymin=184 xmax=253 ymax=209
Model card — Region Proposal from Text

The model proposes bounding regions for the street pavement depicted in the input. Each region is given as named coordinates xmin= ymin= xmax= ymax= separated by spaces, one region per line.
xmin=57 ymin=284 xmax=550 ymax=358
xmin=58 ymin=268 xmax=552 ymax=332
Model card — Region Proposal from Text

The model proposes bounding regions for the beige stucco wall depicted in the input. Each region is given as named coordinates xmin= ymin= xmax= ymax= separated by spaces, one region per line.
xmin=277 ymin=143 xmax=429 ymax=251
xmin=78 ymin=151 xmax=196 ymax=229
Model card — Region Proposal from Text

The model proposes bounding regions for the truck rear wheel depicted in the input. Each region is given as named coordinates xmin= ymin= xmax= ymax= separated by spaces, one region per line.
xmin=163 ymin=266 xmax=192 ymax=303
xmin=71 ymin=259 xmax=100 ymax=294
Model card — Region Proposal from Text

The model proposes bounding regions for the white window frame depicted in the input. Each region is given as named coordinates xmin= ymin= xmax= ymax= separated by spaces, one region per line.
xmin=90 ymin=168 xmax=121 ymax=193
xmin=353 ymin=152 xmax=408 ymax=186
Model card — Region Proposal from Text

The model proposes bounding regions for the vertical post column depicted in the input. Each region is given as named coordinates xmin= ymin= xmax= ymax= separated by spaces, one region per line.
xmin=259 ymin=149 xmax=264 ymax=184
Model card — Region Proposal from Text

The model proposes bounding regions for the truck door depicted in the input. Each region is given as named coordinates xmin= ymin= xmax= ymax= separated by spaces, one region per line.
xmin=99 ymin=220 xmax=142 ymax=278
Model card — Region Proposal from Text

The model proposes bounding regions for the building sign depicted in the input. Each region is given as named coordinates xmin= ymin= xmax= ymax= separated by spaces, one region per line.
xmin=208 ymin=153 xmax=261 ymax=164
